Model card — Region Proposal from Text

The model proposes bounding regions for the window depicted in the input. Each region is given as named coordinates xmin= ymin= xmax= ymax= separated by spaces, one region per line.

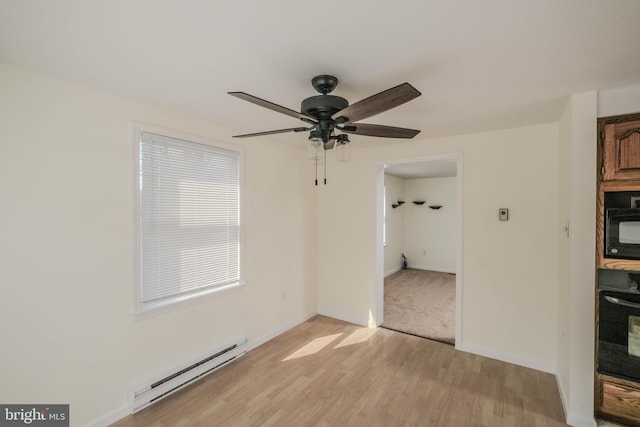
xmin=135 ymin=126 xmax=242 ymax=313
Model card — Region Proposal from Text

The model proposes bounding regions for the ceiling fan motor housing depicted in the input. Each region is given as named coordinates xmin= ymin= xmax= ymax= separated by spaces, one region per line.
xmin=304 ymin=75 xmax=348 ymax=121
xmin=301 ymin=95 xmax=348 ymax=120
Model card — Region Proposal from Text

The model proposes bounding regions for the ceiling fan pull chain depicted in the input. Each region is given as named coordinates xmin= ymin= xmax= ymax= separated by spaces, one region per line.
xmin=315 ymin=158 xmax=318 ymax=186
xmin=324 ymin=148 xmax=327 ymax=185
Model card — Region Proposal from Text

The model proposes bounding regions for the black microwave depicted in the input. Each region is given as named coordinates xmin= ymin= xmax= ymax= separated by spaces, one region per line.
xmin=606 ymin=208 xmax=640 ymax=259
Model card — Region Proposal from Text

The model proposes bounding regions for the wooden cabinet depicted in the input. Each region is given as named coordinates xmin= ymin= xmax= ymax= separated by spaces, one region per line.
xmin=602 ymin=117 xmax=640 ymax=181
xmin=596 ymin=113 xmax=640 ymax=426
xmin=597 ymin=375 xmax=640 ymax=426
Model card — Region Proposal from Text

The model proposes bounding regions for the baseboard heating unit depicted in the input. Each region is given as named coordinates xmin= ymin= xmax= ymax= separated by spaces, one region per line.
xmin=133 ymin=338 xmax=247 ymax=413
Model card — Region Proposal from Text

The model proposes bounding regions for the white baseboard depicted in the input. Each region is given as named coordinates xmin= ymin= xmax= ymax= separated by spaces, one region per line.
xmin=248 ymin=310 xmax=318 ymax=351
xmin=407 ymin=264 xmax=456 ymax=274
xmin=317 ymin=307 xmax=368 ymax=327
xmin=84 ymin=403 xmax=131 ymax=427
xmin=555 ymin=375 xmax=569 ymax=424
xmin=384 ymin=266 xmax=402 ymax=277
xmin=559 ymin=375 xmax=596 ymax=427
xmin=457 ymin=342 xmax=556 ymax=374
xmin=566 ymin=412 xmax=597 ymax=427
xmin=88 ymin=311 xmax=318 ymax=427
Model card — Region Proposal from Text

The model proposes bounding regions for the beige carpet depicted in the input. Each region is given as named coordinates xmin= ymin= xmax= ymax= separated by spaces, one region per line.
xmin=382 ymin=268 xmax=455 ymax=344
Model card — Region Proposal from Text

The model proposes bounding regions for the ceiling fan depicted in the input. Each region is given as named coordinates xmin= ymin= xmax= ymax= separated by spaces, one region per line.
xmin=228 ymin=74 xmax=422 ymax=150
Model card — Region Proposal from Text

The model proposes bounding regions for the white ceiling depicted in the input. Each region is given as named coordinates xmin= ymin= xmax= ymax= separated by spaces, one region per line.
xmin=1 ymin=0 xmax=639 ymax=149
xmin=386 ymin=160 xmax=457 ymax=180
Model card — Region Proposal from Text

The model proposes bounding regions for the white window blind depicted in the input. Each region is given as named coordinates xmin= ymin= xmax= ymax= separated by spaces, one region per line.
xmin=138 ymin=131 xmax=240 ymax=311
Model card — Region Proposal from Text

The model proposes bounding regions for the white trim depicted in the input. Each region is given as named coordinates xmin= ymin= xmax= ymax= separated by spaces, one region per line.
xmin=373 ymin=167 xmax=386 ymax=327
xmin=317 ymin=308 xmax=368 ymax=327
xmin=373 ymin=152 xmax=464 ymax=346
xmin=129 ymin=121 xmax=245 ymax=318
xmin=247 ymin=310 xmax=318 ymax=351
xmin=131 ymin=123 xmax=141 ymax=318
xmin=555 ymin=374 xmax=569 ymax=424
xmin=131 ymin=121 xmax=243 ymax=154
xmin=457 ymin=341 xmax=556 ymax=374
xmin=91 ymin=311 xmax=317 ymax=426
xmin=384 ymin=266 xmax=402 ymax=278
xmin=566 ymin=413 xmax=597 ymax=427
xmin=132 ymin=281 xmax=245 ymax=321
xmin=454 ymin=154 xmax=464 ymax=348
xmin=406 ymin=264 xmax=456 ymax=274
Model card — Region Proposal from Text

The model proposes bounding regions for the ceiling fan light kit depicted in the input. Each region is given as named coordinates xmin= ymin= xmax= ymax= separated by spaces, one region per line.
xmin=229 ymin=74 xmax=421 ymax=185
xmin=307 ymin=136 xmax=324 ymax=163
xmin=335 ymin=139 xmax=351 ymax=162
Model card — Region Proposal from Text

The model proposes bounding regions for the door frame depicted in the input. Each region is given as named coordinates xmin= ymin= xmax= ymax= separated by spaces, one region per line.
xmin=372 ymin=152 xmax=463 ymax=348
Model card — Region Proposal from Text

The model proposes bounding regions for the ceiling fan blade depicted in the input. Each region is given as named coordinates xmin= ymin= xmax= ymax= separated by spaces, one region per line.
xmin=232 ymin=127 xmax=311 ymax=138
xmin=229 ymin=92 xmax=315 ymax=122
xmin=341 ymin=123 xmax=420 ymax=139
xmin=332 ymin=83 xmax=421 ymax=124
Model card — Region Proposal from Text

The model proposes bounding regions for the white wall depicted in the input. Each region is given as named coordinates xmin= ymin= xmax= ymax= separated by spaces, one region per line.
xmin=556 ymin=96 xmax=572 ymax=419
xmin=556 ymin=87 xmax=638 ymax=427
xmin=383 ymin=174 xmax=405 ymax=276
xmin=598 ymin=84 xmax=640 ymax=118
xmin=0 ymin=62 xmax=318 ymax=426
xmin=555 ymin=92 xmax=598 ymax=427
xmin=403 ymin=177 xmax=457 ymax=273
xmin=2 ymin=57 xmax=627 ymax=427
xmin=554 ymin=85 xmax=640 ymax=427
xmin=317 ymin=123 xmax=560 ymax=372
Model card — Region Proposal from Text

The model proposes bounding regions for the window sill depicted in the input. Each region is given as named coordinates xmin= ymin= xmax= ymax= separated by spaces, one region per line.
xmin=132 ymin=281 xmax=245 ymax=321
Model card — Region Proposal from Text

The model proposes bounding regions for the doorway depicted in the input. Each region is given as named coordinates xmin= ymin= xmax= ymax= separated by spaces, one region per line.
xmin=373 ymin=153 xmax=463 ymax=347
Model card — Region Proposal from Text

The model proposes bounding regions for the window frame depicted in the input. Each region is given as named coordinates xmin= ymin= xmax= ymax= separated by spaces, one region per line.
xmin=131 ymin=122 xmax=245 ymax=317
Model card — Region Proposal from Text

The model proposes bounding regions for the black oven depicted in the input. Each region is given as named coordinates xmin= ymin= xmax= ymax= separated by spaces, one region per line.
xmin=598 ymin=289 xmax=640 ymax=382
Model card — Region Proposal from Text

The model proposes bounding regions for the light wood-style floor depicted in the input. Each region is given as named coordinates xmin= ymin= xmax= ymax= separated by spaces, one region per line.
xmin=112 ymin=315 xmax=567 ymax=427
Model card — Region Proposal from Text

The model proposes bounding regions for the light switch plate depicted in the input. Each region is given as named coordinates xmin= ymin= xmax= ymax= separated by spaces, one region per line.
xmin=499 ymin=208 xmax=509 ymax=221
